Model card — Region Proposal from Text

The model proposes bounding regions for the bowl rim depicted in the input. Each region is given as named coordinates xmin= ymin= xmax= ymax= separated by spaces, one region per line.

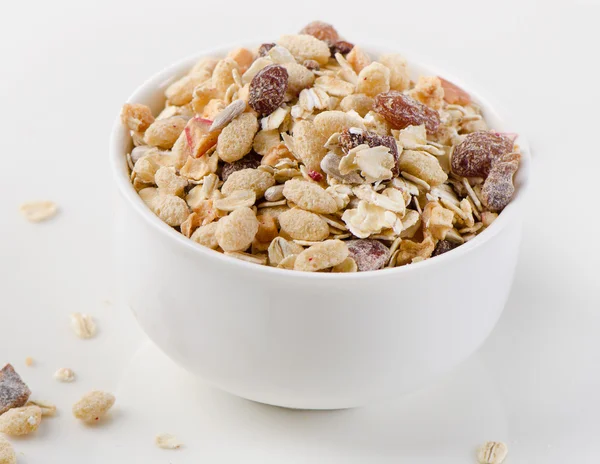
xmin=109 ymin=42 xmax=531 ymax=280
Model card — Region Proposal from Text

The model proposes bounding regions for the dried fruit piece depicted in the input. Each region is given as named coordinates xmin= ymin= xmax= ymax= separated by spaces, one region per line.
xmin=0 ymin=364 xmax=31 ymax=415
xmin=179 ymin=117 xmax=220 ymax=159
xmin=299 ymin=21 xmax=339 ymax=45
xmin=339 ymin=128 xmax=399 ymax=175
xmin=72 ymin=391 xmax=115 ymax=422
xmin=481 ymin=154 xmax=520 ymax=212
xmin=258 ymin=43 xmax=276 ymax=57
xmin=255 ymin=214 xmax=278 ymax=242
xmin=451 ymin=131 xmax=514 ymax=178
xmin=373 ymin=91 xmax=440 ymax=133
xmin=347 ymin=239 xmax=391 ymax=271
xmin=248 ymin=64 xmax=289 ymax=116
xmin=221 ymin=153 xmax=261 ymax=181
xmin=431 ymin=240 xmax=459 ymax=257
xmin=0 ymin=405 xmax=42 ymax=436
xmin=439 ymin=77 xmax=471 ymax=106
xmin=330 ymin=40 xmax=354 ymax=55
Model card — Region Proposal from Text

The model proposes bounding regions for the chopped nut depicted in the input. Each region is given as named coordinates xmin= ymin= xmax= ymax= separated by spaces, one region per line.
xmin=54 ymin=367 xmax=76 ymax=383
xmin=155 ymin=433 xmax=183 ymax=450
xmin=19 ymin=201 xmax=58 ymax=223
xmin=70 ymin=313 xmax=96 ymax=339
xmin=72 ymin=391 xmax=115 ymax=422
xmin=477 ymin=441 xmax=508 ymax=464
xmin=121 ymin=103 xmax=154 ymax=132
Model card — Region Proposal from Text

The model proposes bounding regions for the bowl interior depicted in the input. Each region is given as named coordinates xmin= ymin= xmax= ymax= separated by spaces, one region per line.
xmin=109 ymin=44 xmax=531 ymax=278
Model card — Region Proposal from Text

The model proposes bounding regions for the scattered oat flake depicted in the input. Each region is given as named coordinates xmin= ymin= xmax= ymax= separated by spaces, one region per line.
xmin=155 ymin=433 xmax=183 ymax=450
xmin=19 ymin=201 xmax=58 ymax=222
xmin=27 ymin=399 xmax=57 ymax=417
xmin=54 ymin=367 xmax=75 ymax=382
xmin=70 ymin=313 xmax=96 ymax=339
xmin=477 ymin=441 xmax=508 ymax=464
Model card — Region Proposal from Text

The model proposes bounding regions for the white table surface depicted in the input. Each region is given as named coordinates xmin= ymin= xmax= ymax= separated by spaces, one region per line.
xmin=1 ymin=0 xmax=599 ymax=462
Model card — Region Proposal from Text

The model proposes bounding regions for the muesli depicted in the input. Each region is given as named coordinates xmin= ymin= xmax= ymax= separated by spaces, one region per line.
xmin=121 ymin=21 xmax=521 ymax=272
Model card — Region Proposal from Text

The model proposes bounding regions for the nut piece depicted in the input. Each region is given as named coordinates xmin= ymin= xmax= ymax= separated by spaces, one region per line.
xmin=72 ymin=391 xmax=115 ymax=422
xmin=255 ymin=214 xmax=278 ymax=243
xmin=210 ymin=99 xmax=247 ymax=133
xmin=144 ymin=117 xmax=187 ymax=149
xmin=121 ymin=103 xmax=154 ymax=132
xmin=0 ymin=436 xmax=16 ymax=464
xmin=155 ymin=433 xmax=183 ymax=450
xmin=278 ymin=34 xmax=331 ymax=65
xmin=0 ymin=405 xmax=42 ymax=436
xmin=299 ymin=21 xmax=339 ymax=45
xmin=294 ymin=240 xmax=349 ymax=272
xmin=477 ymin=441 xmax=508 ymax=464
xmin=70 ymin=313 xmax=96 ymax=339
xmin=19 ymin=201 xmax=58 ymax=223
xmin=216 ymin=207 xmax=259 ymax=252
xmin=278 ymin=208 xmax=329 ymax=241
xmin=217 ymin=112 xmax=259 ymax=163
xmin=54 ymin=367 xmax=76 ymax=383
xmin=221 ymin=169 xmax=275 ymax=197
xmin=283 ymin=179 xmax=338 ymax=214
xmin=356 ymin=62 xmax=391 ymax=97
xmin=0 ymin=364 xmax=31 ymax=415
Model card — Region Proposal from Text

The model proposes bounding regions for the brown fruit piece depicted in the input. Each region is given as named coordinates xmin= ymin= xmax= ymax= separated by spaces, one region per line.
xmin=432 ymin=240 xmax=459 ymax=257
xmin=258 ymin=43 xmax=276 ymax=57
xmin=373 ymin=91 xmax=441 ymax=134
xmin=339 ymin=127 xmax=400 ymax=175
xmin=347 ymin=239 xmax=391 ymax=271
xmin=330 ymin=40 xmax=354 ymax=55
xmin=221 ymin=153 xmax=262 ymax=181
xmin=451 ymin=131 xmax=514 ymax=178
xmin=248 ymin=64 xmax=289 ymax=116
xmin=300 ymin=21 xmax=339 ymax=45
xmin=0 ymin=364 xmax=31 ymax=415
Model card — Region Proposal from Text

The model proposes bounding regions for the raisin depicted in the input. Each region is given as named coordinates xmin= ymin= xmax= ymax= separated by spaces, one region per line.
xmin=220 ymin=153 xmax=262 ymax=181
xmin=248 ymin=64 xmax=288 ymax=116
xmin=432 ymin=240 xmax=459 ymax=257
xmin=450 ymin=131 xmax=514 ymax=178
xmin=373 ymin=91 xmax=441 ymax=134
xmin=303 ymin=59 xmax=320 ymax=71
xmin=347 ymin=239 xmax=391 ymax=271
xmin=481 ymin=154 xmax=520 ymax=212
xmin=330 ymin=40 xmax=354 ymax=55
xmin=258 ymin=43 xmax=276 ymax=57
xmin=338 ymin=127 xmax=400 ymax=175
xmin=438 ymin=77 xmax=471 ymax=106
xmin=300 ymin=21 xmax=339 ymax=45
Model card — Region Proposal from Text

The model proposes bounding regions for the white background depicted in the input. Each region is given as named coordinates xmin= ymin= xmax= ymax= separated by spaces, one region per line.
xmin=1 ymin=0 xmax=599 ymax=462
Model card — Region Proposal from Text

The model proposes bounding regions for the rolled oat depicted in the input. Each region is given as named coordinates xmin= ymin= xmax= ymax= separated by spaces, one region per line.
xmin=121 ymin=21 xmax=521 ymax=271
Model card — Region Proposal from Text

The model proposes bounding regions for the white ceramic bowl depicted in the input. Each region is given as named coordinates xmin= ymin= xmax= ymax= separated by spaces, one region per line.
xmin=109 ymin=45 xmax=530 ymax=410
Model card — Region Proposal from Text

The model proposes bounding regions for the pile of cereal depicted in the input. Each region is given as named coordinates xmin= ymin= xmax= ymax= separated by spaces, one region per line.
xmin=121 ymin=21 xmax=521 ymax=272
